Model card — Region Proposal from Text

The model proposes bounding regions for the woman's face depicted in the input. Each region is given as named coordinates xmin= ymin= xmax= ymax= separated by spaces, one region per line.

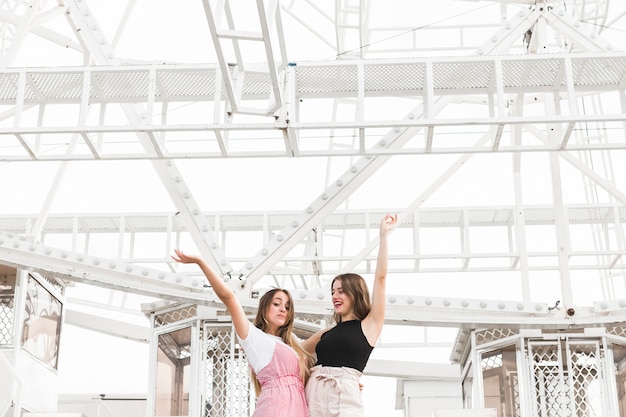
xmin=331 ymin=279 xmax=353 ymax=318
xmin=265 ymin=291 xmax=290 ymax=334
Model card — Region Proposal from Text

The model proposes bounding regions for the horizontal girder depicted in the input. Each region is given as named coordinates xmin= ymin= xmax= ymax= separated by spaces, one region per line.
xmin=2 ymin=53 xmax=626 ymax=161
xmin=0 ymin=205 xmax=624 ymax=277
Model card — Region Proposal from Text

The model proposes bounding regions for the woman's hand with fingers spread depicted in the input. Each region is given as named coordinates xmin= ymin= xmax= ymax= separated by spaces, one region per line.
xmin=171 ymin=248 xmax=201 ymax=264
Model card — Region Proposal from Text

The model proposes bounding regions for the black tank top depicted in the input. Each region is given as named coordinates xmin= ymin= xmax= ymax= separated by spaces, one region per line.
xmin=315 ymin=320 xmax=374 ymax=372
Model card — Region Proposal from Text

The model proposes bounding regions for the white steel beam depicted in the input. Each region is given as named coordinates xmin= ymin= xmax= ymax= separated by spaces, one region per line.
xmin=1 ymin=205 xmax=625 ymax=276
xmin=4 ymin=113 xmax=626 ymax=160
xmin=60 ymin=0 xmax=232 ymax=275
xmin=1 ymin=0 xmax=45 ymax=66
xmin=527 ymin=125 xmax=626 ymax=206
xmin=0 ymin=7 xmax=81 ymax=55
xmin=335 ymin=0 xmax=370 ymax=59
xmin=511 ymin=96 xmax=531 ymax=302
xmin=201 ymin=0 xmax=241 ymax=113
xmin=244 ymin=288 xmax=626 ymax=329
xmin=5 ymin=228 xmax=626 ymax=329
xmin=234 ymin=105 xmax=426 ymax=285
xmin=1 ymin=53 xmax=626 ymax=161
xmin=64 ymin=309 xmax=151 ymax=343
xmin=475 ymin=2 xmax=613 ymax=55
xmin=5 ymin=207 xmax=623 ymax=235
xmin=201 ymin=0 xmax=288 ymax=115
xmin=278 ymin=1 xmax=337 ymax=52
xmin=543 ymin=6 xmax=612 ymax=52
xmin=0 ymin=231 xmax=208 ymax=303
xmin=475 ymin=7 xmax=543 ymax=55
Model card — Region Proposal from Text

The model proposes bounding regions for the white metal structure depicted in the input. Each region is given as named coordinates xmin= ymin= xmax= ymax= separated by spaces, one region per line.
xmin=1 ymin=0 xmax=626 ymax=416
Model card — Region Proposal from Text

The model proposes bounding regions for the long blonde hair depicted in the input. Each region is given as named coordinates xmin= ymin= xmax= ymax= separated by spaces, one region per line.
xmin=250 ymin=288 xmax=315 ymax=396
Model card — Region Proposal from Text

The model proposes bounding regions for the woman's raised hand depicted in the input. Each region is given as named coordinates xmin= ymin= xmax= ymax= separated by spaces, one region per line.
xmin=171 ymin=248 xmax=201 ymax=264
xmin=380 ymin=213 xmax=398 ymax=235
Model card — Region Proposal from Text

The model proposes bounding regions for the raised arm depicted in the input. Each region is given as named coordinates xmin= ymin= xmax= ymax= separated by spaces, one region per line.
xmin=362 ymin=213 xmax=397 ymax=346
xmin=172 ymin=249 xmax=250 ymax=339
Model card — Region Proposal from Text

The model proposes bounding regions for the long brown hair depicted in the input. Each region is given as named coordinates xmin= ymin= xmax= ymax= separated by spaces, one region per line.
xmin=331 ymin=273 xmax=371 ymax=324
xmin=250 ymin=288 xmax=315 ymax=396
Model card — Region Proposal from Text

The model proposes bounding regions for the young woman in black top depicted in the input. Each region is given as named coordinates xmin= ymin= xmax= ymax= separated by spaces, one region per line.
xmin=302 ymin=213 xmax=398 ymax=417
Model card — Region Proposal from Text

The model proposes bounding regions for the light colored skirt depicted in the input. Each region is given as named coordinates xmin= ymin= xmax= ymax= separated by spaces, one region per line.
xmin=305 ymin=365 xmax=364 ymax=417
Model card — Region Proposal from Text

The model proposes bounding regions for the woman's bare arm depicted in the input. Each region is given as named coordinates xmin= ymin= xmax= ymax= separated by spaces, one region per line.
xmin=172 ymin=249 xmax=250 ymax=339
xmin=362 ymin=213 xmax=397 ymax=346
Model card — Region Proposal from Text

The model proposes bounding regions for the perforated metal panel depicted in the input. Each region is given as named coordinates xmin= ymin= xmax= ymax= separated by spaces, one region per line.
xmin=0 ymin=295 xmax=14 ymax=346
xmin=28 ymin=71 xmax=84 ymax=101
xmin=154 ymin=305 xmax=197 ymax=327
xmin=295 ymin=64 xmax=359 ymax=95
xmin=157 ymin=68 xmax=218 ymax=99
xmin=202 ymin=323 xmax=251 ymax=417
xmin=528 ymin=340 xmax=605 ymax=417
xmin=475 ymin=328 xmax=519 ymax=345
xmin=364 ymin=63 xmax=426 ymax=93
xmin=433 ymin=61 xmax=495 ymax=90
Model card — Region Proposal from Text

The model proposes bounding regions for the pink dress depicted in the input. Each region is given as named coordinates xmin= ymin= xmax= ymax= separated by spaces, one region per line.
xmin=252 ymin=342 xmax=308 ymax=417
xmin=238 ymin=325 xmax=308 ymax=417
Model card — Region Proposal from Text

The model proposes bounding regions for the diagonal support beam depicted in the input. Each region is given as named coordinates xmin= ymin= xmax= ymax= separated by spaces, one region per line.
xmin=61 ymin=0 xmax=232 ymax=274
xmin=339 ymin=133 xmax=492 ymax=274
xmin=201 ymin=0 xmax=287 ymax=115
xmin=234 ymin=122 xmax=412 ymax=284
xmin=543 ymin=7 xmax=612 ymax=52
xmin=0 ymin=232 xmax=208 ymax=303
xmin=475 ymin=7 xmax=543 ymax=55
xmin=476 ymin=4 xmax=612 ymax=56
xmin=527 ymin=124 xmax=626 ymax=206
xmin=235 ymin=97 xmax=453 ymax=285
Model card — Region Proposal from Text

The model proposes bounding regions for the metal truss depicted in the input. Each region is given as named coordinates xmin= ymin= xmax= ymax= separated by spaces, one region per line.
xmin=2 ymin=200 xmax=626 ymax=330
xmin=1 ymin=206 xmax=625 ymax=276
xmin=2 ymin=52 xmax=626 ymax=161
xmin=6 ymin=228 xmax=626 ymax=331
xmin=0 ymin=0 xmax=626 ymax=344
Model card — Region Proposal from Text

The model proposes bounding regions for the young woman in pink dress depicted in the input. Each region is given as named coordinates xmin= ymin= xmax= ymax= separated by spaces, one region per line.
xmin=172 ymin=249 xmax=314 ymax=417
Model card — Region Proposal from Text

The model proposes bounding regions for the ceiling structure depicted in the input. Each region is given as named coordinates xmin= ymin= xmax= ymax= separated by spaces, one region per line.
xmin=1 ymin=0 xmax=626 ymax=368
